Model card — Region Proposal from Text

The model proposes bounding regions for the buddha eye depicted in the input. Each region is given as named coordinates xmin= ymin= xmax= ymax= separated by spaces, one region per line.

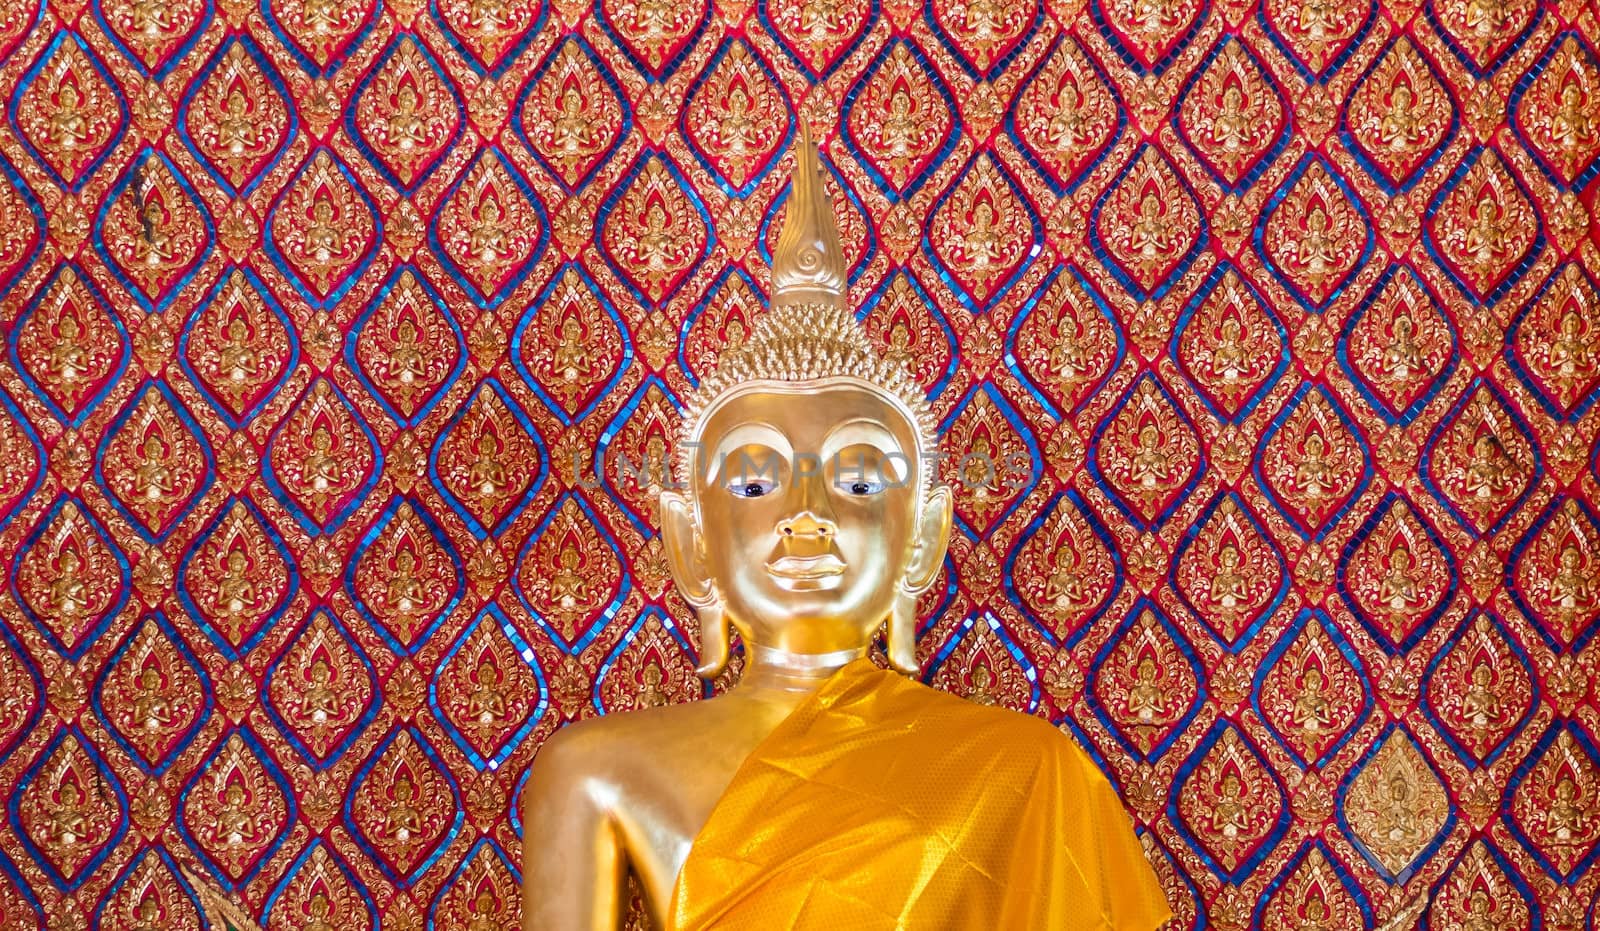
xmin=728 ymin=478 xmax=776 ymax=499
xmin=839 ymin=478 xmax=884 ymax=496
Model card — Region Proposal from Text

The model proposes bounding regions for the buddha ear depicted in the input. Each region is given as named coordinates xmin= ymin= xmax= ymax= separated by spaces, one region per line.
xmin=660 ymin=490 xmax=728 ymax=678
xmin=905 ymin=485 xmax=953 ymax=594
xmin=888 ymin=485 xmax=954 ymax=676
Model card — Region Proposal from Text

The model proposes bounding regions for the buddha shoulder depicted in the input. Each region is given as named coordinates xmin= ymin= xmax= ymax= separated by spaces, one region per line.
xmin=528 ymin=698 xmax=716 ymax=781
xmin=899 ymin=675 xmax=1100 ymax=770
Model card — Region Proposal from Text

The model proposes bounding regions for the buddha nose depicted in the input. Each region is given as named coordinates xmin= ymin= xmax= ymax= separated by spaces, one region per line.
xmin=777 ymin=510 xmax=836 ymax=540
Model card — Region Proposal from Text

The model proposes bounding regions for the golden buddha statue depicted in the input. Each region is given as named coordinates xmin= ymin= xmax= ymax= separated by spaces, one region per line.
xmin=520 ymin=129 xmax=1171 ymax=931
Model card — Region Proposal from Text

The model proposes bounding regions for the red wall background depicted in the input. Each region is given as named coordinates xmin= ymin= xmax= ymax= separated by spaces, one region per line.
xmin=0 ymin=0 xmax=1598 ymax=927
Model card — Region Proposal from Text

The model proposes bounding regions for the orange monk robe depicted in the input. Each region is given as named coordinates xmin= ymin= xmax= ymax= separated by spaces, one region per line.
xmin=668 ymin=658 xmax=1173 ymax=931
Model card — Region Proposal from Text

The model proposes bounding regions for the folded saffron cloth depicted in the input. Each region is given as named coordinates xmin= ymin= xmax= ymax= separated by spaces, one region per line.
xmin=668 ymin=658 xmax=1173 ymax=931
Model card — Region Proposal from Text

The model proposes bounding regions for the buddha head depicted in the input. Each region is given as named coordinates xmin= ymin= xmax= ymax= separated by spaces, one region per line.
xmin=661 ymin=128 xmax=953 ymax=678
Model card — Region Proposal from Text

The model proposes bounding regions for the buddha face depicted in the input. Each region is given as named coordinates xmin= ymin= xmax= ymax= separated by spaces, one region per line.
xmin=662 ymin=379 xmax=951 ymax=662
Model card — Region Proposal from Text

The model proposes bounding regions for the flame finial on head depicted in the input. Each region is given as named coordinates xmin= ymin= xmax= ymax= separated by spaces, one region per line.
xmin=770 ymin=124 xmax=848 ymax=309
xmin=674 ymin=127 xmax=939 ymax=490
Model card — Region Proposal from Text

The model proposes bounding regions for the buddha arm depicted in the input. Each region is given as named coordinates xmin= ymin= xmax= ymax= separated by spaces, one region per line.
xmin=520 ymin=731 xmax=628 ymax=931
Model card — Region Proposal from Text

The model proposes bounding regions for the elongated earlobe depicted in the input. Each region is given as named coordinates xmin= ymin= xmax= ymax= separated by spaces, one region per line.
xmin=693 ymin=596 xmax=730 ymax=678
xmin=890 ymin=485 xmax=954 ymax=676
xmin=660 ymin=489 xmax=728 ymax=678
xmin=887 ymin=585 xmax=919 ymax=674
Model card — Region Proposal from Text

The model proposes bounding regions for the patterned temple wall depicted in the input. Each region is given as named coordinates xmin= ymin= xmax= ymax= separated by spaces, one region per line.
xmin=0 ymin=0 xmax=1598 ymax=927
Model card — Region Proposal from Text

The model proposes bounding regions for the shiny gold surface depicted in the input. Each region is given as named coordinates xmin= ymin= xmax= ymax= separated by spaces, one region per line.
xmin=520 ymin=131 xmax=1162 ymax=931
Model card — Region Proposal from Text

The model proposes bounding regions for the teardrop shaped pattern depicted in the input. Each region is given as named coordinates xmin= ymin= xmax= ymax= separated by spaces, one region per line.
xmin=262 ymin=840 xmax=376 ymax=931
xmin=516 ymin=37 xmax=629 ymax=190
xmin=1259 ymin=155 xmax=1373 ymax=312
xmin=594 ymin=607 xmax=700 ymax=714
xmin=1261 ymin=0 xmax=1374 ymax=80
xmin=924 ymin=152 xmax=1039 ymax=311
xmin=1007 ymin=269 xmax=1122 ymax=418
xmin=1509 ymin=497 xmax=1600 ymax=650
xmin=1174 ymin=265 xmax=1287 ymax=422
xmin=430 ymin=379 xmax=546 ymax=538
xmin=1422 ymin=379 xmax=1540 ymax=537
xmin=1426 ymin=147 xmax=1540 ymax=303
xmin=178 ymin=497 xmax=298 ymax=658
xmin=1255 ymin=608 xmax=1369 ymax=768
xmin=1092 ymin=145 xmax=1205 ymax=300
xmin=759 ymin=0 xmax=873 ymax=78
xmin=346 ymin=497 xmax=463 ymax=654
xmin=265 ymin=378 xmax=381 ymax=533
xmin=842 ymin=40 xmax=959 ymax=198
xmin=862 ymin=271 xmax=959 ymax=398
xmin=1008 ymin=492 xmax=1120 ymax=644
xmin=265 ymin=150 xmax=381 ymax=307
xmin=513 ymin=493 xmax=628 ymax=652
xmin=1173 ymin=491 xmax=1287 ymax=648
xmin=176 ymin=729 xmax=292 ymax=888
xmin=1086 ymin=600 xmax=1202 ymax=761
xmin=1339 ymin=726 xmax=1454 ymax=880
xmin=431 ymin=0 xmax=545 ymax=75
xmin=180 ymin=269 xmax=299 ymax=426
xmin=928 ymin=0 xmax=1039 ymax=76
xmin=1252 ymin=843 xmax=1371 ymax=929
xmin=10 ymin=265 xmax=130 ymax=427
xmin=1427 ymin=0 xmax=1539 ymax=77
xmin=1256 ymin=384 xmax=1371 ymax=541
xmin=1338 ymin=493 xmax=1456 ymax=651
xmin=1429 ymin=841 xmax=1534 ymax=931
xmin=95 ymin=382 xmax=214 ymax=542
xmin=1090 ymin=373 xmax=1204 ymax=528
xmin=1506 ymin=263 xmax=1600 ymax=420
xmin=1177 ymin=38 xmax=1288 ymax=189
xmin=428 ymin=838 xmax=519 ymax=930
xmin=1092 ymin=0 xmax=1206 ymax=72
xmin=94 ymin=0 xmax=210 ymax=77
xmin=938 ymin=383 xmax=1040 ymax=535
xmin=596 ymin=0 xmax=709 ymax=78
xmin=11 ymin=729 xmax=127 ymax=890
xmin=1008 ymin=35 xmax=1121 ymax=193
xmin=514 ymin=263 xmax=632 ymax=423
xmin=181 ymin=37 xmax=295 ymax=194
xmin=678 ymin=269 xmax=761 ymax=386
xmin=598 ymin=154 xmax=710 ymax=308
xmin=1422 ymin=611 xmax=1535 ymax=767
xmin=12 ymin=497 xmax=129 ymax=660
xmin=597 ymin=378 xmax=682 ymax=533
xmin=1172 ymin=722 xmax=1289 ymax=881
xmin=430 ymin=604 xmax=547 ymax=768
xmin=94 ymin=848 xmax=202 ymax=931
xmin=346 ymin=726 xmax=463 ymax=883
xmin=1512 ymin=34 xmax=1600 ymax=189
xmin=1338 ymin=266 xmax=1457 ymax=424
xmin=925 ymin=612 xmax=1040 ymax=714
xmin=9 ymin=34 xmax=128 ymax=190
xmin=1507 ymin=724 xmax=1600 ymax=880
xmin=1342 ymin=36 xmax=1457 ymax=191
xmin=347 ymin=267 xmax=465 ymax=427
xmin=432 ymin=148 xmax=548 ymax=307
xmin=683 ymin=39 xmax=792 ymax=196
xmin=93 ymin=613 xmax=211 ymax=774
xmin=264 ymin=608 xmax=378 ymax=768
xmin=264 ymin=0 xmax=379 ymax=74
xmin=348 ymin=36 xmax=464 ymax=191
